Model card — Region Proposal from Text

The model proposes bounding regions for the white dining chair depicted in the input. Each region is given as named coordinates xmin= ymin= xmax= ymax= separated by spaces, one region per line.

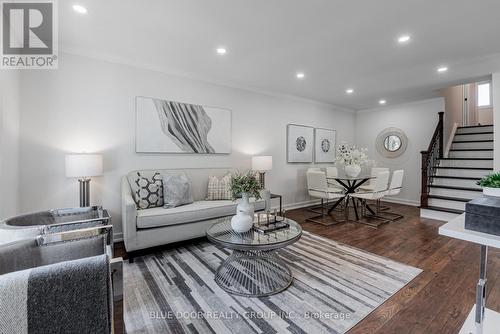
xmin=325 ymin=167 xmax=344 ymax=192
xmin=359 ymin=167 xmax=390 ymax=191
xmin=306 ymin=171 xmax=345 ymax=226
xmin=360 ymin=167 xmax=391 ymax=212
xmin=351 ymin=171 xmax=390 ymax=226
xmin=377 ymin=170 xmax=405 ymax=221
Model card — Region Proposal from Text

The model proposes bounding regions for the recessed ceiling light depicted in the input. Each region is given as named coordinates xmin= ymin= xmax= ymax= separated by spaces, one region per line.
xmin=216 ymin=48 xmax=227 ymax=55
xmin=437 ymin=66 xmax=448 ymax=73
xmin=398 ymin=35 xmax=411 ymax=43
xmin=296 ymin=72 xmax=305 ymax=79
xmin=345 ymin=89 xmax=354 ymax=94
xmin=379 ymin=99 xmax=387 ymax=105
xmin=72 ymin=4 xmax=87 ymax=14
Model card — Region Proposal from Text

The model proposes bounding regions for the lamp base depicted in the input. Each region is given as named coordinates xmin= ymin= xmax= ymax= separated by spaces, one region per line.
xmin=258 ymin=172 xmax=266 ymax=189
xmin=78 ymin=178 xmax=91 ymax=207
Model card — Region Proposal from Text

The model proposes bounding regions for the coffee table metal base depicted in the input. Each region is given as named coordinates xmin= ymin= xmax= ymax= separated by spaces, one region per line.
xmin=215 ymin=250 xmax=292 ymax=297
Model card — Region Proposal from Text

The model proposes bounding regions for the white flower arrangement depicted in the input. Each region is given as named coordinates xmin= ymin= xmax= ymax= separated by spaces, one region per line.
xmin=336 ymin=143 xmax=369 ymax=166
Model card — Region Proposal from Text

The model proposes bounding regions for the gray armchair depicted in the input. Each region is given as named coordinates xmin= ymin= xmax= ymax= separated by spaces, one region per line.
xmin=0 ymin=228 xmax=123 ymax=334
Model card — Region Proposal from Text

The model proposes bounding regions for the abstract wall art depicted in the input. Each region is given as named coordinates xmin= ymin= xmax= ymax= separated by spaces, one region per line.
xmin=314 ymin=128 xmax=336 ymax=163
xmin=287 ymin=124 xmax=314 ymax=163
xmin=136 ymin=97 xmax=231 ymax=154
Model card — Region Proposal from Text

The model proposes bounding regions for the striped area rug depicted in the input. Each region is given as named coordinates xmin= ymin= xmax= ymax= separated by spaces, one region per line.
xmin=124 ymin=231 xmax=421 ymax=334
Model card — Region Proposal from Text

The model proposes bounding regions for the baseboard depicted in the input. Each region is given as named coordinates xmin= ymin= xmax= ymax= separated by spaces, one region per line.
xmin=114 ymin=232 xmax=124 ymax=243
xmin=420 ymin=208 xmax=460 ymax=222
xmin=381 ymin=197 xmax=420 ymax=207
xmin=280 ymin=199 xmax=322 ymax=211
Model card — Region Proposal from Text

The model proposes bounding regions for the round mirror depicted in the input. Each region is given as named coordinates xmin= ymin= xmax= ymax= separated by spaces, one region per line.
xmin=384 ymin=135 xmax=401 ymax=152
xmin=376 ymin=128 xmax=408 ymax=158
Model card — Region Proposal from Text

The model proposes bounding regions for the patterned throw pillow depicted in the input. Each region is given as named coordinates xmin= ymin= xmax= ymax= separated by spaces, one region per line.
xmin=206 ymin=173 xmax=232 ymax=200
xmin=162 ymin=173 xmax=194 ymax=208
xmin=128 ymin=172 xmax=164 ymax=209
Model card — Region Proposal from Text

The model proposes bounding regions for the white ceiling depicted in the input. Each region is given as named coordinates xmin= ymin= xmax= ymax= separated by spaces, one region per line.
xmin=60 ymin=0 xmax=500 ymax=110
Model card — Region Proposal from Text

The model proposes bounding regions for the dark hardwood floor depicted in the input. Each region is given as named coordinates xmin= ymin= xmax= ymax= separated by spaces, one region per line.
xmin=115 ymin=202 xmax=500 ymax=334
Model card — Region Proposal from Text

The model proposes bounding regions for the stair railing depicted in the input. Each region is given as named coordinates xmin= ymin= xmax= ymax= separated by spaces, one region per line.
xmin=420 ymin=111 xmax=444 ymax=208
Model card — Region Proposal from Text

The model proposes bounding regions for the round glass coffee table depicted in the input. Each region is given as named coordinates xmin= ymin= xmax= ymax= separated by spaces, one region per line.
xmin=206 ymin=217 xmax=302 ymax=297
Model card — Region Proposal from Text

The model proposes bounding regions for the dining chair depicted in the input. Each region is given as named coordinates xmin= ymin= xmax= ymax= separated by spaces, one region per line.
xmin=360 ymin=167 xmax=391 ymax=211
xmin=351 ymin=171 xmax=391 ymax=226
xmin=376 ymin=170 xmax=405 ymax=221
xmin=306 ymin=168 xmax=327 ymax=213
xmin=306 ymin=170 xmax=345 ymax=226
xmin=359 ymin=167 xmax=390 ymax=191
xmin=325 ymin=167 xmax=344 ymax=191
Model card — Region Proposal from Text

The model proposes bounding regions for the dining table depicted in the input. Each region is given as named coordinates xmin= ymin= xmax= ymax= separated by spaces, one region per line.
xmin=326 ymin=174 xmax=374 ymax=221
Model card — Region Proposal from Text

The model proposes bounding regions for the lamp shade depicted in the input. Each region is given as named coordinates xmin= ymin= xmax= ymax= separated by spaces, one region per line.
xmin=65 ymin=154 xmax=103 ymax=178
xmin=252 ymin=156 xmax=273 ymax=171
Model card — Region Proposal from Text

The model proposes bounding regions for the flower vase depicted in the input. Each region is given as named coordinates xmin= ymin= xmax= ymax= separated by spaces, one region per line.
xmin=344 ymin=164 xmax=361 ymax=178
xmin=231 ymin=193 xmax=255 ymax=233
xmin=236 ymin=193 xmax=254 ymax=217
xmin=231 ymin=213 xmax=253 ymax=233
xmin=483 ymin=187 xmax=500 ymax=197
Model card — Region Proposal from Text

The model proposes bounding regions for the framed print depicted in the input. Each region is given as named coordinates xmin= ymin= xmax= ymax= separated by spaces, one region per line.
xmin=136 ymin=96 xmax=231 ymax=154
xmin=314 ymin=128 xmax=336 ymax=163
xmin=287 ymin=124 xmax=314 ymax=163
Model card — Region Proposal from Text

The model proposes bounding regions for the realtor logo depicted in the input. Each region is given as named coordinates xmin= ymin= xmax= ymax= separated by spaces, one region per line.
xmin=1 ymin=0 xmax=58 ymax=69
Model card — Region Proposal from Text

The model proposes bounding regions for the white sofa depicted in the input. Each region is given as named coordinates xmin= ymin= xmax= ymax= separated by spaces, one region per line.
xmin=122 ymin=168 xmax=267 ymax=257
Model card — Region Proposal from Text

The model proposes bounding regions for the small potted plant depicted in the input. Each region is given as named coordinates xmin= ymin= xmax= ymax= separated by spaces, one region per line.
xmin=477 ymin=173 xmax=500 ymax=197
xmin=230 ymin=171 xmax=263 ymax=233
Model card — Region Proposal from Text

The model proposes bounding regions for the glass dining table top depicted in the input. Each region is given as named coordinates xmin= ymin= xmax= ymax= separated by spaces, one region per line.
xmin=327 ymin=174 xmax=373 ymax=181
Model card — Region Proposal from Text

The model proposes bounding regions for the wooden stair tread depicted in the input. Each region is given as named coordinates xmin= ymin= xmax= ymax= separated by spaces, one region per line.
xmin=457 ymin=124 xmax=493 ymax=129
xmin=428 ymin=185 xmax=481 ymax=192
xmin=452 ymin=140 xmax=493 ymax=143
xmin=454 ymin=131 xmax=493 ymax=135
xmin=430 ymin=176 xmax=480 ymax=180
xmin=428 ymin=195 xmax=471 ymax=202
xmin=423 ymin=206 xmax=464 ymax=214
xmin=449 ymin=148 xmax=493 ymax=151
xmin=439 ymin=158 xmax=493 ymax=160
xmin=434 ymin=166 xmax=492 ymax=170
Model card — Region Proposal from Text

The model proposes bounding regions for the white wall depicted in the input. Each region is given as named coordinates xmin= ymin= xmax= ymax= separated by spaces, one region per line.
xmin=18 ymin=53 xmax=356 ymax=236
xmin=355 ymin=98 xmax=445 ymax=205
xmin=493 ymin=72 xmax=500 ymax=171
xmin=0 ymin=71 xmax=20 ymax=219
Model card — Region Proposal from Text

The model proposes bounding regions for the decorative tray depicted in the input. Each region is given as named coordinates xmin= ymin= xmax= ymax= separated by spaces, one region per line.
xmin=252 ymin=212 xmax=290 ymax=234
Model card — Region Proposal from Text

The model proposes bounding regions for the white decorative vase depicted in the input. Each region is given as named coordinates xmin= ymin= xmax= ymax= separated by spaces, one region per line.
xmin=231 ymin=212 xmax=253 ymax=233
xmin=344 ymin=164 xmax=361 ymax=178
xmin=483 ymin=187 xmax=500 ymax=197
xmin=236 ymin=193 xmax=254 ymax=217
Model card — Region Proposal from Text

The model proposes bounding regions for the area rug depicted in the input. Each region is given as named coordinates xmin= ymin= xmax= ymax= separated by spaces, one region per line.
xmin=123 ymin=231 xmax=421 ymax=334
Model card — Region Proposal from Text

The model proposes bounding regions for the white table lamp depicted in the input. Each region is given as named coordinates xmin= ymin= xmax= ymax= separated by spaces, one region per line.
xmin=65 ymin=154 xmax=103 ymax=207
xmin=252 ymin=155 xmax=273 ymax=188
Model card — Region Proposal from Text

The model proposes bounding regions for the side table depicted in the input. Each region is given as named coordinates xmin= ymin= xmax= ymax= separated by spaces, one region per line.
xmin=439 ymin=213 xmax=500 ymax=334
xmin=270 ymin=193 xmax=282 ymax=214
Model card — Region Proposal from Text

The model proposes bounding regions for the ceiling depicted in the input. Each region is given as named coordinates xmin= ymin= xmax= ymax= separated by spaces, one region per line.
xmin=60 ymin=0 xmax=500 ymax=110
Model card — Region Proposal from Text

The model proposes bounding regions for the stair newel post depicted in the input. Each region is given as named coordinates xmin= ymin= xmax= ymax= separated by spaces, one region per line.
xmin=438 ymin=111 xmax=444 ymax=159
xmin=421 ymin=150 xmax=429 ymax=208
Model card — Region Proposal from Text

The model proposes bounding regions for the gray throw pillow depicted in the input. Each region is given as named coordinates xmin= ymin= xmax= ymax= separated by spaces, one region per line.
xmin=162 ymin=173 xmax=194 ymax=208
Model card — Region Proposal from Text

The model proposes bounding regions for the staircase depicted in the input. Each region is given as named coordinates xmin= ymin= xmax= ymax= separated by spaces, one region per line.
xmin=420 ymin=113 xmax=493 ymax=220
